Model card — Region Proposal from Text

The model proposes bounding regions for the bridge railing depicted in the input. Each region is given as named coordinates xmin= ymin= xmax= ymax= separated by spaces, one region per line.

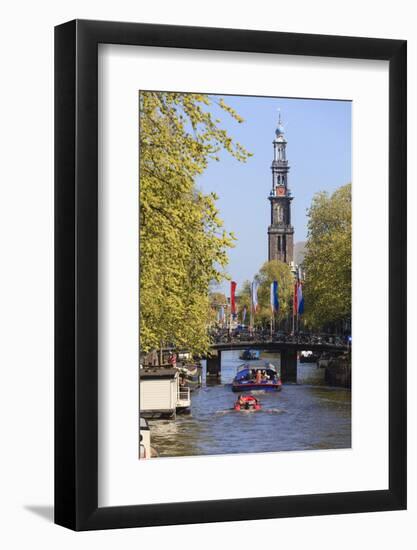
xmin=209 ymin=330 xmax=349 ymax=348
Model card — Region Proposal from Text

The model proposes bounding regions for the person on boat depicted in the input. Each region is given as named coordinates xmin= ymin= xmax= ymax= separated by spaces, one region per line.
xmin=255 ymin=369 xmax=262 ymax=384
xmin=167 ymin=352 xmax=177 ymax=367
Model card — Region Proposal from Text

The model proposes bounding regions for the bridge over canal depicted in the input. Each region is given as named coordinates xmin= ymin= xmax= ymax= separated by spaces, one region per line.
xmin=207 ymin=337 xmax=348 ymax=383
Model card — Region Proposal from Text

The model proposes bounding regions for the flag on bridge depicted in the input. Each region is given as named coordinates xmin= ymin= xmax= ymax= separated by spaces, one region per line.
xmin=270 ymin=280 xmax=279 ymax=313
xmin=297 ymin=281 xmax=304 ymax=314
xmin=293 ymin=281 xmax=298 ymax=315
xmin=242 ymin=306 xmax=247 ymax=323
xmin=293 ymin=275 xmax=304 ymax=316
xmin=230 ymin=281 xmax=237 ymax=315
xmin=251 ymin=280 xmax=259 ymax=312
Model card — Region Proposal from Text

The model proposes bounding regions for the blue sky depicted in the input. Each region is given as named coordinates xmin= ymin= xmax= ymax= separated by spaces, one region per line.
xmin=196 ymin=95 xmax=351 ymax=295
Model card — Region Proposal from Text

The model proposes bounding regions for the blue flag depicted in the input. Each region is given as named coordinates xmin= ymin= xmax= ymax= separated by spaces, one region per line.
xmin=297 ymin=282 xmax=304 ymax=315
xmin=242 ymin=306 xmax=247 ymax=323
xmin=270 ymin=280 xmax=279 ymax=313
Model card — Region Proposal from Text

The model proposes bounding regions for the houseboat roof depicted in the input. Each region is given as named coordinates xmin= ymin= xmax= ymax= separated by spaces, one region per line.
xmin=140 ymin=367 xmax=178 ymax=380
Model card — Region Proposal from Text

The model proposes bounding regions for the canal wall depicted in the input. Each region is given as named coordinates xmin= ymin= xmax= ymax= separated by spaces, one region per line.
xmin=280 ymin=349 xmax=297 ymax=383
xmin=324 ymin=355 xmax=351 ymax=388
xmin=206 ymin=350 xmax=221 ymax=378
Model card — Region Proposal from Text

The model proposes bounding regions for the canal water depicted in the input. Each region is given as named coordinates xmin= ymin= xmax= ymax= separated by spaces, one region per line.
xmin=148 ymin=350 xmax=351 ymax=458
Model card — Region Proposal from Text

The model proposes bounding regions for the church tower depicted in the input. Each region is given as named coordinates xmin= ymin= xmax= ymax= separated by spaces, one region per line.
xmin=268 ymin=112 xmax=294 ymax=264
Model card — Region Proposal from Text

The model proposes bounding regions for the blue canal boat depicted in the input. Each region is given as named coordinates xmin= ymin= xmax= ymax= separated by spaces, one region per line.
xmin=232 ymin=363 xmax=282 ymax=392
xmin=239 ymin=349 xmax=260 ymax=360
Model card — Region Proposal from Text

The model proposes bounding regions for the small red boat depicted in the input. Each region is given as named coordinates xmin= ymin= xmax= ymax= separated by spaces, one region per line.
xmin=234 ymin=395 xmax=261 ymax=411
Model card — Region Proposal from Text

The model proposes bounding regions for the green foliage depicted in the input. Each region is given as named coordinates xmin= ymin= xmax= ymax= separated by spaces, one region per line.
xmin=208 ymin=292 xmax=227 ymax=324
xmin=236 ymin=280 xmax=251 ymax=323
xmin=139 ymin=92 xmax=251 ymax=354
xmin=303 ymin=183 xmax=352 ymax=328
xmin=256 ymin=260 xmax=294 ymax=325
xmin=209 ymin=292 xmax=227 ymax=307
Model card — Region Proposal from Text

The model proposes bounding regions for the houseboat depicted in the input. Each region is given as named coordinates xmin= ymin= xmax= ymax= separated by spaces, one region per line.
xmin=139 ymin=417 xmax=159 ymax=458
xmin=139 ymin=417 xmax=151 ymax=459
xmin=232 ymin=363 xmax=282 ymax=392
xmin=139 ymin=367 xmax=191 ymax=419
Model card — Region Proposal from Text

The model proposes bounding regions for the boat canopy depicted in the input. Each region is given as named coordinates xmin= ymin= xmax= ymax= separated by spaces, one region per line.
xmin=235 ymin=363 xmax=278 ymax=381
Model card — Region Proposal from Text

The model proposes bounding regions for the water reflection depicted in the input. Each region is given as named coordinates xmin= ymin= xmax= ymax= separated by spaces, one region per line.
xmin=148 ymin=350 xmax=351 ymax=457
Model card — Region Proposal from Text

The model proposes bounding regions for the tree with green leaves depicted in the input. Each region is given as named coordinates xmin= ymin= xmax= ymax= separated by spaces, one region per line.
xmin=236 ymin=280 xmax=251 ymax=324
xmin=256 ymin=260 xmax=294 ymax=326
xmin=208 ymin=291 xmax=227 ymax=325
xmin=236 ymin=261 xmax=293 ymax=328
xmin=139 ymin=92 xmax=251 ymax=354
xmin=302 ymin=183 xmax=351 ymax=329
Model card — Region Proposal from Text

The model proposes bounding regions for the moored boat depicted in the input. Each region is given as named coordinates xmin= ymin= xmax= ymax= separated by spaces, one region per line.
xmin=139 ymin=367 xmax=191 ymax=419
xmin=232 ymin=363 xmax=282 ymax=392
xmin=139 ymin=417 xmax=158 ymax=458
xmin=176 ymin=362 xmax=202 ymax=390
xmin=317 ymin=353 xmax=331 ymax=369
xmin=299 ymin=350 xmax=319 ymax=363
xmin=239 ymin=349 xmax=260 ymax=360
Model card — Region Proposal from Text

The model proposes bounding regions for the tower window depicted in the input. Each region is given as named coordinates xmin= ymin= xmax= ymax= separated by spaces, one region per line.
xmin=278 ymin=236 xmax=281 ymax=252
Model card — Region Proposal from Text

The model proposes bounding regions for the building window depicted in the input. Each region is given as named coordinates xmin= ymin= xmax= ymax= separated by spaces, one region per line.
xmin=278 ymin=236 xmax=281 ymax=252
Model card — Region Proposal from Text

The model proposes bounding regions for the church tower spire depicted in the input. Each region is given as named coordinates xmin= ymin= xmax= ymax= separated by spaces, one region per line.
xmin=267 ymin=111 xmax=294 ymax=263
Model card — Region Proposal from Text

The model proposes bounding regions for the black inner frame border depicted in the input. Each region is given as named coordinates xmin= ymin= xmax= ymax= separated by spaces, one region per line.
xmin=55 ymin=19 xmax=406 ymax=531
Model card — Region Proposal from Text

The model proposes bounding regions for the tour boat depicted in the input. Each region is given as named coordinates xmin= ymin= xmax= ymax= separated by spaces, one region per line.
xmin=234 ymin=394 xmax=261 ymax=411
xmin=239 ymin=349 xmax=261 ymax=360
xmin=232 ymin=363 xmax=282 ymax=392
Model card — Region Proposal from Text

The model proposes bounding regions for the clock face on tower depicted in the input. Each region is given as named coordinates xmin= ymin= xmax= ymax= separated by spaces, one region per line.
xmin=276 ymin=186 xmax=285 ymax=196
